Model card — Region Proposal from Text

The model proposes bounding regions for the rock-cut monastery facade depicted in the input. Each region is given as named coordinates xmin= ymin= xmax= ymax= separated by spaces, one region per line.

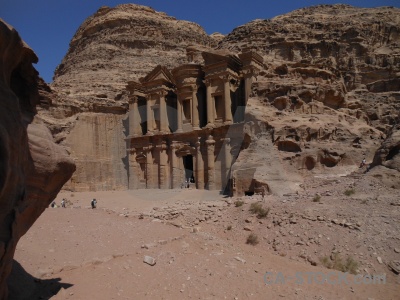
xmin=126 ymin=48 xmax=263 ymax=194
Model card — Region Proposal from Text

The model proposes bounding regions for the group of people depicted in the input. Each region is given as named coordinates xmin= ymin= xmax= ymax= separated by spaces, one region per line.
xmin=50 ymin=199 xmax=66 ymax=208
xmin=50 ymin=198 xmax=97 ymax=209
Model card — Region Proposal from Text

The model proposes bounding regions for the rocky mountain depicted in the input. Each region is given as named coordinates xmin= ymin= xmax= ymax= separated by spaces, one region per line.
xmin=217 ymin=4 xmax=400 ymax=192
xmin=42 ymin=3 xmax=399 ymax=192
xmin=41 ymin=4 xmax=216 ymax=191
xmin=52 ymin=4 xmax=216 ymax=113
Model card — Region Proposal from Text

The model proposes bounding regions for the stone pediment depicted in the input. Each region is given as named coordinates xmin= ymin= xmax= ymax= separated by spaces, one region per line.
xmin=140 ymin=65 xmax=175 ymax=86
xmin=202 ymin=50 xmax=242 ymax=69
xmin=202 ymin=51 xmax=242 ymax=75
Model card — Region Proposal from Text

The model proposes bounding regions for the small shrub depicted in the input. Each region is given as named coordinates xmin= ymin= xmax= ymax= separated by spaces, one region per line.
xmin=246 ymin=233 xmax=259 ymax=245
xmin=313 ymin=194 xmax=321 ymax=202
xmin=320 ymin=256 xmax=331 ymax=268
xmin=361 ymin=199 xmax=368 ymax=204
xmin=319 ymin=253 xmax=359 ymax=275
xmin=344 ymin=189 xmax=355 ymax=196
xmin=227 ymin=225 xmax=232 ymax=230
xmin=234 ymin=200 xmax=244 ymax=207
xmin=343 ymin=256 xmax=359 ymax=275
xmin=249 ymin=202 xmax=270 ymax=219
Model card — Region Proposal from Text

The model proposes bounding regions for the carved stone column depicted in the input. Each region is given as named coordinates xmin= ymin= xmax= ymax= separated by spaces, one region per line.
xmin=170 ymin=142 xmax=180 ymax=188
xmin=176 ymin=95 xmax=183 ymax=133
xmin=159 ymin=91 xmax=168 ymax=133
xmin=205 ymin=79 xmax=215 ymax=127
xmin=146 ymin=96 xmax=154 ymax=135
xmin=129 ymin=96 xmax=141 ymax=136
xmin=205 ymin=135 xmax=215 ymax=190
xmin=128 ymin=148 xmax=139 ymax=189
xmin=221 ymin=137 xmax=232 ymax=190
xmin=191 ymin=84 xmax=200 ymax=130
xmin=144 ymin=146 xmax=154 ymax=188
xmin=195 ymin=137 xmax=204 ymax=189
xmin=223 ymin=76 xmax=233 ymax=124
xmin=243 ymin=70 xmax=253 ymax=101
xmin=157 ymin=142 xmax=169 ymax=189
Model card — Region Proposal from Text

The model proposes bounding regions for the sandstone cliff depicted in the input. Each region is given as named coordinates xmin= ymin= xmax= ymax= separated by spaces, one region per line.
xmin=217 ymin=4 xmax=400 ymax=194
xmin=45 ymin=4 xmax=400 ymax=194
xmin=0 ymin=20 xmax=75 ymax=298
xmin=46 ymin=4 xmax=216 ymax=191
xmin=52 ymin=4 xmax=216 ymax=110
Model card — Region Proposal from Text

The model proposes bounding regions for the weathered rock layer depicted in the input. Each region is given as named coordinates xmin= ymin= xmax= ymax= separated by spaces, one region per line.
xmin=52 ymin=4 xmax=216 ymax=111
xmin=217 ymin=5 xmax=400 ymax=193
xmin=46 ymin=4 xmax=400 ymax=193
xmin=46 ymin=4 xmax=216 ymax=191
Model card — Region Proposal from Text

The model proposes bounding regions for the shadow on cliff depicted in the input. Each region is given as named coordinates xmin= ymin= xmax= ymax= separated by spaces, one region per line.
xmin=7 ymin=260 xmax=73 ymax=300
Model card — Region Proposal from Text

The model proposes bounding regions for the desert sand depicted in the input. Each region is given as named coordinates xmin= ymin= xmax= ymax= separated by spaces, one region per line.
xmin=10 ymin=174 xmax=400 ymax=299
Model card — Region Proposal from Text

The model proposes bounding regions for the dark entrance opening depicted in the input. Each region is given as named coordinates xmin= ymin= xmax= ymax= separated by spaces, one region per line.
xmin=138 ymin=98 xmax=147 ymax=135
xmin=244 ymin=191 xmax=254 ymax=196
xmin=183 ymin=155 xmax=195 ymax=183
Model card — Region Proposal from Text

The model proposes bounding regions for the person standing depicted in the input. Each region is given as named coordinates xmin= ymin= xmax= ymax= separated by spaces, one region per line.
xmin=91 ymin=198 xmax=97 ymax=209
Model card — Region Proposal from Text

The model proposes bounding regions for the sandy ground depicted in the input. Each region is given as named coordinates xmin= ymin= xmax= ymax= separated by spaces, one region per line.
xmin=10 ymin=179 xmax=400 ymax=299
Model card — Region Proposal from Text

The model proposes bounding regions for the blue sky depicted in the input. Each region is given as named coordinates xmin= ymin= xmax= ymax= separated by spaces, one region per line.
xmin=2 ymin=0 xmax=398 ymax=83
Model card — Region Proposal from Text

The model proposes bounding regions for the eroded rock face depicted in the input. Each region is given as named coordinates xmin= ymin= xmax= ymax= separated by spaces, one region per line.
xmin=217 ymin=5 xmax=400 ymax=194
xmin=52 ymin=4 xmax=216 ymax=109
xmin=369 ymin=120 xmax=400 ymax=188
xmin=43 ymin=4 xmax=399 ymax=194
xmin=0 ymin=20 xmax=75 ymax=298
xmin=44 ymin=4 xmax=216 ymax=191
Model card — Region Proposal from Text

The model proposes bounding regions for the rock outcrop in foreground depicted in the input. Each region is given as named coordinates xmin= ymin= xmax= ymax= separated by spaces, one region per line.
xmin=0 ymin=20 xmax=75 ymax=298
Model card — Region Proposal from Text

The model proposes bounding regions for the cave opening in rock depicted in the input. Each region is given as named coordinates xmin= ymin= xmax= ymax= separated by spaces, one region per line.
xmin=386 ymin=145 xmax=400 ymax=161
xmin=277 ymin=140 xmax=302 ymax=152
xmin=244 ymin=191 xmax=254 ymax=196
xmin=305 ymin=156 xmax=316 ymax=170
xmin=320 ymin=156 xmax=338 ymax=168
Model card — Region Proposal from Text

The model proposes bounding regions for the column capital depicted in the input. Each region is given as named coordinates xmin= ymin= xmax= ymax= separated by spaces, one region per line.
xmin=204 ymin=78 xmax=212 ymax=87
xmin=241 ymin=68 xmax=253 ymax=76
xmin=221 ymin=138 xmax=231 ymax=146
xmin=143 ymin=145 xmax=153 ymax=152
xmin=219 ymin=74 xmax=232 ymax=82
xmin=157 ymin=90 xmax=168 ymax=97
xmin=242 ymin=67 xmax=259 ymax=79
xmin=170 ymin=142 xmax=181 ymax=150
xmin=128 ymin=95 xmax=138 ymax=104
xmin=195 ymin=137 xmax=202 ymax=148
xmin=155 ymin=142 xmax=168 ymax=151
xmin=205 ymin=135 xmax=215 ymax=145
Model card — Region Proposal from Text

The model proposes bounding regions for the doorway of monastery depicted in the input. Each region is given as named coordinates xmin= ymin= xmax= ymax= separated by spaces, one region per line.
xmin=183 ymin=155 xmax=194 ymax=183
